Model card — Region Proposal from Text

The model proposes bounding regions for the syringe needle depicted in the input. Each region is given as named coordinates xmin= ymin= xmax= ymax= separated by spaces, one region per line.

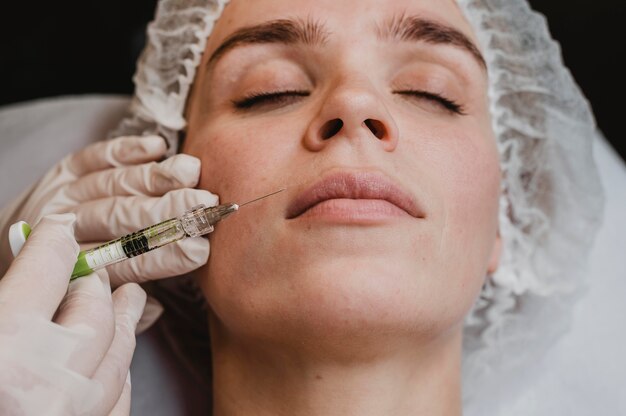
xmin=239 ymin=188 xmax=286 ymax=208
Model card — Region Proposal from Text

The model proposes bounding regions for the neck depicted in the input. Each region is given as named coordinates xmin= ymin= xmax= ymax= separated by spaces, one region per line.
xmin=208 ymin=313 xmax=463 ymax=416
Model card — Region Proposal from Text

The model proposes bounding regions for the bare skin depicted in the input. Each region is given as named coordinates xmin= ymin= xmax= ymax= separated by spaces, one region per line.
xmin=182 ymin=0 xmax=501 ymax=414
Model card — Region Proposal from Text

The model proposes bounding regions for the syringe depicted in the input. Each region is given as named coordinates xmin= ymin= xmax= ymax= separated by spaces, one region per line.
xmin=69 ymin=203 xmax=238 ymax=279
xmin=8 ymin=188 xmax=285 ymax=280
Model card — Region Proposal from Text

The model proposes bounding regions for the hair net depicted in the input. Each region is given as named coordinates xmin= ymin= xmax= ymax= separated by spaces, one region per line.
xmin=111 ymin=0 xmax=605 ymax=410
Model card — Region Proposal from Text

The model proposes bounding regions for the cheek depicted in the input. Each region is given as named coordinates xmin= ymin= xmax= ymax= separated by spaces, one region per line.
xmin=398 ymin=116 xmax=501 ymax=239
xmin=427 ymin=129 xmax=500 ymax=292
xmin=186 ymin=123 xmax=285 ymax=202
xmin=440 ymin=136 xmax=500 ymax=226
xmin=182 ymin=117 xmax=305 ymax=289
xmin=390 ymin=123 xmax=500 ymax=325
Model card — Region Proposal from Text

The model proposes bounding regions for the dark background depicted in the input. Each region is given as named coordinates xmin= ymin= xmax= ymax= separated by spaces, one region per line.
xmin=1 ymin=1 xmax=624 ymax=161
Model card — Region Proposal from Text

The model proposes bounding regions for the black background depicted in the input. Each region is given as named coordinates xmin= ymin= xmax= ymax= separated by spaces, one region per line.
xmin=1 ymin=1 xmax=624 ymax=161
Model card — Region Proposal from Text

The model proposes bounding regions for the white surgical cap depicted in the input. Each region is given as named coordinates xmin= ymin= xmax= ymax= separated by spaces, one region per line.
xmin=111 ymin=0 xmax=605 ymax=409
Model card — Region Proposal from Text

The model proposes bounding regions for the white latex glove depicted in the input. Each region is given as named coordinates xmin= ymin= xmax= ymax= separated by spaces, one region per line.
xmin=0 ymin=213 xmax=146 ymax=415
xmin=0 ymin=135 xmax=218 ymax=288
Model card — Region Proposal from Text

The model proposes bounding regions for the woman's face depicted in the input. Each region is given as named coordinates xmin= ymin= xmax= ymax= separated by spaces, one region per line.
xmin=183 ymin=0 xmax=501 ymax=348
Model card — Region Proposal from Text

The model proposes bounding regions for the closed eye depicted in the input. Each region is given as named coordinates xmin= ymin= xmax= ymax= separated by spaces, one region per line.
xmin=393 ymin=90 xmax=466 ymax=115
xmin=232 ymin=90 xmax=310 ymax=110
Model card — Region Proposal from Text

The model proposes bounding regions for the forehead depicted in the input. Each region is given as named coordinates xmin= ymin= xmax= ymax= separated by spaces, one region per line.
xmin=207 ymin=0 xmax=479 ymax=52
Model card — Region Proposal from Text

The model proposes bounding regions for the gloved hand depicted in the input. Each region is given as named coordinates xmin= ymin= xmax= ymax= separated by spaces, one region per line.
xmin=0 ymin=214 xmax=146 ymax=415
xmin=0 ymin=135 xmax=218 ymax=288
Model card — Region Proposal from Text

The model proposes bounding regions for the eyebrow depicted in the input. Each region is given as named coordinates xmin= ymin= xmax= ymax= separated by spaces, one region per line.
xmin=376 ymin=13 xmax=487 ymax=71
xmin=207 ymin=18 xmax=329 ymax=67
xmin=206 ymin=14 xmax=486 ymax=72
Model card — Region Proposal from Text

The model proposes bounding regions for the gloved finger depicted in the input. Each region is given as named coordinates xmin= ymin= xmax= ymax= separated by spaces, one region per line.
xmin=71 ymin=188 xmax=219 ymax=242
xmin=62 ymin=154 xmax=201 ymax=203
xmin=79 ymin=241 xmax=102 ymax=251
xmin=135 ymin=296 xmax=165 ymax=334
xmin=106 ymin=237 xmax=209 ymax=287
xmin=64 ymin=135 xmax=167 ymax=177
xmin=91 ymin=283 xmax=146 ymax=415
xmin=107 ymin=371 xmax=132 ymax=416
xmin=52 ymin=269 xmax=115 ymax=378
xmin=0 ymin=214 xmax=78 ymax=320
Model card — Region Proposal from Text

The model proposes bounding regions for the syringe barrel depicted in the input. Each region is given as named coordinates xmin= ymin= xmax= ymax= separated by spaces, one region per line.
xmin=70 ymin=205 xmax=219 ymax=280
xmin=71 ymin=217 xmax=186 ymax=279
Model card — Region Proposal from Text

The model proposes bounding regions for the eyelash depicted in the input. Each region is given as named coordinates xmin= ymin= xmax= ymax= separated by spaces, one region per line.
xmin=232 ymin=89 xmax=465 ymax=115
xmin=393 ymin=90 xmax=466 ymax=115
xmin=232 ymin=90 xmax=310 ymax=109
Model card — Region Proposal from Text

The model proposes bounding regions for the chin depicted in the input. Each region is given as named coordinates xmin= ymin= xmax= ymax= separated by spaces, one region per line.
xmin=297 ymin=259 xmax=467 ymax=329
xmin=205 ymin=254 xmax=476 ymax=354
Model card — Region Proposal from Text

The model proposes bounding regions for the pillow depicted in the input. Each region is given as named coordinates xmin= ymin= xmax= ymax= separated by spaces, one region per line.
xmin=0 ymin=95 xmax=130 ymax=207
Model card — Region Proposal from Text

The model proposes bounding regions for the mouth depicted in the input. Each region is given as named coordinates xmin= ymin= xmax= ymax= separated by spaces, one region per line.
xmin=285 ymin=171 xmax=424 ymax=220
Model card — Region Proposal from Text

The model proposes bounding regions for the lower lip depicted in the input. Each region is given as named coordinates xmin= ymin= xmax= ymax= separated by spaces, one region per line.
xmin=293 ymin=199 xmax=411 ymax=223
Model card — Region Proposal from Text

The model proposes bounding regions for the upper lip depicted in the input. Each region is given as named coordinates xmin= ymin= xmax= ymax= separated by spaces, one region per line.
xmin=285 ymin=170 xmax=424 ymax=219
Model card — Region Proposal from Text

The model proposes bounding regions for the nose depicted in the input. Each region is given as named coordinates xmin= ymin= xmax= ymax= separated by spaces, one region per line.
xmin=303 ymin=81 xmax=399 ymax=152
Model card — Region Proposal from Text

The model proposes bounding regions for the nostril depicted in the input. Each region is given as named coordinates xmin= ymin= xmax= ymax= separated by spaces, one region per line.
xmin=320 ymin=118 xmax=344 ymax=140
xmin=364 ymin=119 xmax=386 ymax=139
